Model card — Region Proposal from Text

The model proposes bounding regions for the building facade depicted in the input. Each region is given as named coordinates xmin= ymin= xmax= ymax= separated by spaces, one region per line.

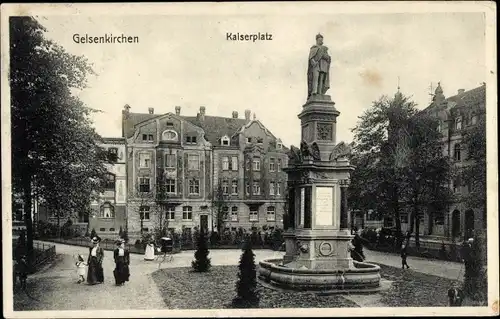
xmin=351 ymin=83 xmax=486 ymax=243
xmin=121 ymin=105 xmax=288 ymax=238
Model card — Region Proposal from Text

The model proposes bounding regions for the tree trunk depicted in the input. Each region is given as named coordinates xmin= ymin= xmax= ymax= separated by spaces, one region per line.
xmin=23 ymin=177 xmax=34 ymax=270
xmin=393 ymin=182 xmax=402 ymax=246
xmin=415 ymin=213 xmax=421 ymax=249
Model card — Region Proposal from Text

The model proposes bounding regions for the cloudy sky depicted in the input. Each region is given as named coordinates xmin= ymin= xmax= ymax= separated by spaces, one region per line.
xmin=37 ymin=7 xmax=487 ymax=147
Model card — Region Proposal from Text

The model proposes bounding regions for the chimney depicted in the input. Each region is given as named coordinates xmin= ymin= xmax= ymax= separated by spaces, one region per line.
xmin=458 ymin=89 xmax=465 ymax=95
xmin=232 ymin=111 xmax=238 ymax=119
xmin=175 ymin=106 xmax=181 ymax=116
xmin=148 ymin=107 xmax=154 ymax=114
xmin=122 ymin=104 xmax=131 ymax=116
xmin=244 ymin=109 xmax=251 ymax=122
xmin=199 ymin=106 xmax=206 ymax=121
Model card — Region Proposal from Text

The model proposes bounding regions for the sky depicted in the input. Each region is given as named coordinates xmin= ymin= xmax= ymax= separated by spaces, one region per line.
xmin=38 ymin=11 xmax=486 ymax=147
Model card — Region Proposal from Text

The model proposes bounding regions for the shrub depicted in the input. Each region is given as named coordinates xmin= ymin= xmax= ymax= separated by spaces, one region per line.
xmin=191 ymin=230 xmax=211 ymax=272
xmin=462 ymin=237 xmax=488 ymax=304
xmin=232 ymin=237 xmax=259 ymax=308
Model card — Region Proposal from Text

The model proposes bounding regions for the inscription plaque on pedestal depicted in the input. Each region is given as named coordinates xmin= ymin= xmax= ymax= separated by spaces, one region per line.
xmin=315 ymin=187 xmax=333 ymax=226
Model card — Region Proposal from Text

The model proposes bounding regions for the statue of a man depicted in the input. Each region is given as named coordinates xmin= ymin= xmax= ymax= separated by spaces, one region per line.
xmin=307 ymin=33 xmax=331 ymax=99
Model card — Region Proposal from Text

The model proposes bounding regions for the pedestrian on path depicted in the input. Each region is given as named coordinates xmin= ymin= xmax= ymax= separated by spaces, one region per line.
xmin=401 ymin=241 xmax=410 ymax=269
xmin=113 ymin=239 xmax=130 ymax=286
xmin=75 ymin=254 xmax=87 ymax=283
xmin=144 ymin=240 xmax=155 ymax=261
xmin=350 ymin=228 xmax=365 ymax=262
xmin=87 ymin=236 xmax=104 ymax=285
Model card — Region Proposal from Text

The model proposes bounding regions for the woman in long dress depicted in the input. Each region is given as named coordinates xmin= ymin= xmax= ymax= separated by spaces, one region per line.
xmin=87 ymin=236 xmax=104 ymax=285
xmin=144 ymin=240 xmax=155 ymax=261
xmin=113 ymin=239 xmax=130 ymax=286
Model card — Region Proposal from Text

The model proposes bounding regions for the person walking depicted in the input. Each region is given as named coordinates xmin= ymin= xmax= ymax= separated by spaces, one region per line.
xmin=144 ymin=240 xmax=155 ymax=261
xmin=350 ymin=228 xmax=365 ymax=262
xmin=113 ymin=239 xmax=130 ymax=286
xmin=87 ymin=236 xmax=104 ymax=285
xmin=75 ymin=254 xmax=87 ymax=283
xmin=401 ymin=241 xmax=410 ymax=269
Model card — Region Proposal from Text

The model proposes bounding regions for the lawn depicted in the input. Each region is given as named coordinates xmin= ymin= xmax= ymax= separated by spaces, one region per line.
xmin=151 ymin=263 xmax=458 ymax=309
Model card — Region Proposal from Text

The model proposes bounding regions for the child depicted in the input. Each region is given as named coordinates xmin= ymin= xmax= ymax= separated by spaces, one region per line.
xmin=401 ymin=242 xmax=410 ymax=269
xmin=15 ymin=256 xmax=28 ymax=289
xmin=75 ymin=254 xmax=87 ymax=283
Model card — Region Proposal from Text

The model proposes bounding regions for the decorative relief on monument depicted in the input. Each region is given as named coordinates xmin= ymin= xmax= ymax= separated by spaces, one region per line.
xmin=317 ymin=123 xmax=333 ymax=140
xmin=315 ymin=242 xmax=338 ymax=258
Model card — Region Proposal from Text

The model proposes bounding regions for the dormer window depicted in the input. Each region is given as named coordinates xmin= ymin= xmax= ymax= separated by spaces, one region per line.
xmin=186 ymin=136 xmax=197 ymax=144
xmin=277 ymin=141 xmax=283 ymax=149
xmin=257 ymin=138 xmax=263 ymax=144
xmin=246 ymin=137 xmax=252 ymax=143
xmin=166 ymin=121 xmax=174 ymax=127
xmin=221 ymin=135 xmax=230 ymax=146
xmin=162 ymin=130 xmax=178 ymax=141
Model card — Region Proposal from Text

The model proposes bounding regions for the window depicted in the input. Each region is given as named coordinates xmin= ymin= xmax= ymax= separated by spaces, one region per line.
xmin=142 ymin=227 xmax=149 ymax=232
xmin=245 ymin=183 xmax=250 ymax=195
xmin=253 ymin=181 xmax=261 ymax=195
xmin=231 ymin=156 xmax=238 ymax=171
xmin=454 ymin=144 xmax=461 ymax=161
xmin=221 ymin=136 xmax=230 ymax=146
xmin=139 ymin=177 xmax=150 ymax=192
xmin=100 ymin=228 xmax=106 ymax=232
xmin=166 ymin=121 xmax=174 ymax=127
xmin=231 ymin=206 xmax=238 ymax=221
xmin=165 ymin=154 xmax=176 ymax=168
xmin=277 ymin=159 xmax=282 ymax=171
xmin=186 ymin=136 xmax=197 ymax=144
xmin=269 ymin=181 xmax=275 ymax=195
xmin=267 ymin=206 xmax=276 ymax=221
xmin=257 ymin=138 xmax=263 ymax=144
xmin=139 ymin=206 xmax=150 ymax=220
xmin=400 ymin=212 xmax=408 ymax=223
xmin=455 ymin=117 xmax=462 ymax=130
xmin=167 ymin=207 xmax=175 ymax=220
xmin=183 ymin=206 xmax=193 ymax=220
xmin=453 ymin=179 xmax=461 ymax=194
xmin=104 ymin=173 xmax=116 ymax=190
xmin=276 ymin=182 xmax=281 ymax=196
xmin=434 ymin=212 xmax=445 ymax=225
xmin=142 ymin=134 xmax=154 ymax=141
xmin=269 ymin=158 xmax=275 ymax=172
xmin=139 ymin=153 xmax=151 ymax=168
xmin=101 ymin=202 xmax=115 ymax=218
xmin=188 ymin=154 xmax=200 ymax=170
xmin=246 ymin=137 xmax=252 ymax=143
xmin=231 ymin=180 xmax=238 ymax=195
xmin=188 ymin=179 xmax=200 ymax=195
xmin=253 ymin=157 xmax=261 ymax=171
xmin=222 ymin=206 xmax=229 ymax=220
xmin=222 ymin=156 xmax=229 ymax=170
xmin=162 ymin=130 xmax=178 ymax=141
xmin=246 ymin=159 xmax=251 ymax=170
xmin=109 ymin=228 xmax=115 ymax=232
xmin=108 ymin=148 xmax=118 ymax=162
xmin=471 ymin=115 xmax=478 ymax=125
xmin=249 ymin=208 xmax=258 ymax=221
xmin=165 ymin=179 xmax=176 ymax=194
xmin=222 ymin=180 xmax=229 ymax=195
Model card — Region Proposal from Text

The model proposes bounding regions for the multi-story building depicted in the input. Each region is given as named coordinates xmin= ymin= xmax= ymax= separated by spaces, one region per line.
xmin=351 ymin=83 xmax=486 ymax=244
xmin=420 ymin=82 xmax=486 ymax=242
xmin=121 ymin=105 xmax=288 ymax=238
xmin=87 ymin=137 xmax=128 ymax=236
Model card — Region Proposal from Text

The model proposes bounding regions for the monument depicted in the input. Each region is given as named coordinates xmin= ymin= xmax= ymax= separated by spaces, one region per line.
xmin=258 ymin=34 xmax=381 ymax=292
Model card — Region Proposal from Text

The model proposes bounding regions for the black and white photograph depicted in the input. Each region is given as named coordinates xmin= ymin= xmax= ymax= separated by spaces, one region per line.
xmin=1 ymin=2 xmax=497 ymax=318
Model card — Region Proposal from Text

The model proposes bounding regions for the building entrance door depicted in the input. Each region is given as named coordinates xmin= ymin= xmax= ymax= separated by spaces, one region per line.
xmin=200 ymin=215 xmax=208 ymax=233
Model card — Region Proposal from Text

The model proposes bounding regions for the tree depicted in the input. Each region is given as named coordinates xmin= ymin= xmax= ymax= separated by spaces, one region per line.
xmin=400 ymin=112 xmax=453 ymax=247
xmin=232 ymin=238 xmax=259 ymax=308
xmin=10 ymin=17 xmax=108 ymax=267
xmin=90 ymin=228 xmax=97 ymax=239
xmin=211 ymin=182 xmax=227 ymax=234
xmin=191 ymin=229 xmax=211 ymax=272
xmin=351 ymin=92 xmax=419 ymax=244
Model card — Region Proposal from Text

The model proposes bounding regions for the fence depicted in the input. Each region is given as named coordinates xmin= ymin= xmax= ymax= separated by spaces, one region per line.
xmin=12 ymin=241 xmax=57 ymax=273
xmin=363 ymin=240 xmax=463 ymax=262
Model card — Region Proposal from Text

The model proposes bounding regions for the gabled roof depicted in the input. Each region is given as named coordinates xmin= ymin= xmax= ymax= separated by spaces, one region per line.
xmin=424 ymin=84 xmax=486 ymax=113
xmin=181 ymin=115 xmax=247 ymax=145
xmin=123 ymin=113 xmax=157 ymax=138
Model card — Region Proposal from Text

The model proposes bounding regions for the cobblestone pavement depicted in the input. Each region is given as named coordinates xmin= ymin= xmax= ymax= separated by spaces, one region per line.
xmin=14 ymin=241 xmax=463 ymax=310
